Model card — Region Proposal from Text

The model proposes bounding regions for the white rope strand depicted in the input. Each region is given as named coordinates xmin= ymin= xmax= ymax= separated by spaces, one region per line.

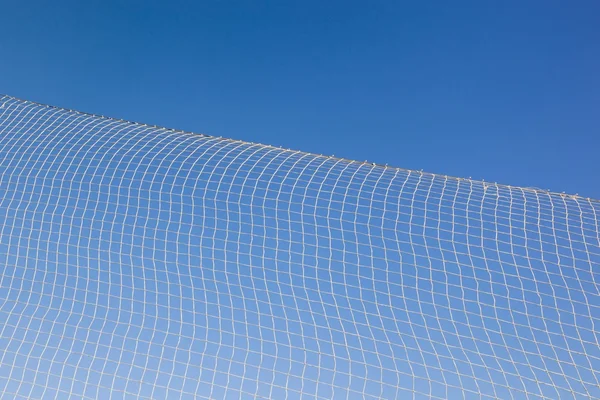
xmin=0 ymin=95 xmax=599 ymax=399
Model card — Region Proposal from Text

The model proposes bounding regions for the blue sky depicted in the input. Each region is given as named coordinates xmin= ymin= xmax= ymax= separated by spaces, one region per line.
xmin=0 ymin=0 xmax=599 ymax=199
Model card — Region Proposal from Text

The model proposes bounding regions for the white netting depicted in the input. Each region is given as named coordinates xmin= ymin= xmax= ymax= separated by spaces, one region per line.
xmin=0 ymin=95 xmax=599 ymax=399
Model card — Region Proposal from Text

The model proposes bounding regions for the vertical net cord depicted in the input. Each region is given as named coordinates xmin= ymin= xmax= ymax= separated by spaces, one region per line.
xmin=0 ymin=95 xmax=599 ymax=399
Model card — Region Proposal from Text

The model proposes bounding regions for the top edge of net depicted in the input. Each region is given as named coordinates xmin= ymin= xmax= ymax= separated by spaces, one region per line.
xmin=1 ymin=94 xmax=598 ymax=204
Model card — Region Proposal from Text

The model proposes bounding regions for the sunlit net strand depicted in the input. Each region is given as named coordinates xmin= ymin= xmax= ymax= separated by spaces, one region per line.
xmin=1 ymin=108 xmax=155 ymax=399
xmin=19 ymin=116 xmax=123 ymax=400
xmin=4 ymin=228 xmax=595 ymax=360
xmin=86 ymin=127 xmax=181 ymax=399
xmin=0 ymin=102 xmax=96 ymax=369
xmin=3 ymin=179 xmax=595 ymax=294
xmin=184 ymin=139 xmax=254 ymax=399
xmin=470 ymin=179 xmax=520 ymax=397
xmin=164 ymin=139 xmax=312 ymax=398
xmin=6 ymin=235 xmax=589 ymax=395
xmin=0 ymin=95 xmax=599 ymax=399
xmin=3 ymin=143 xmax=597 ymax=247
xmin=251 ymin=149 xmax=309 ymax=398
xmin=4 ymin=172 xmax=596 ymax=276
xmin=1 ymin=179 xmax=597 ymax=278
xmin=434 ymin=175 xmax=476 ymax=397
xmin=0 ymin=99 xmax=596 ymax=396
xmin=0 ymin=108 xmax=176 ymax=396
xmin=0 ymin=244 xmax=592 ymax=394
xmin=1 ymin=172 xmax=596 ymax=350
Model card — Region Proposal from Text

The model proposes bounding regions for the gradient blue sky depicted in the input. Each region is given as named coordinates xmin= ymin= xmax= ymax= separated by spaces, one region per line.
xmin=0 ymin=0 xmax=598 ymax=198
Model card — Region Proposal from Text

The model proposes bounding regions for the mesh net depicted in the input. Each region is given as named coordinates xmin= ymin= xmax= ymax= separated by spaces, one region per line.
xmin=0 ymin=95 xmax=599 ymax=399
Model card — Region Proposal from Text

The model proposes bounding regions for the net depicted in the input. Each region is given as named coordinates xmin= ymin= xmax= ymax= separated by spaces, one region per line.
xmin=0 ymin=95 xmax=599 ymax=399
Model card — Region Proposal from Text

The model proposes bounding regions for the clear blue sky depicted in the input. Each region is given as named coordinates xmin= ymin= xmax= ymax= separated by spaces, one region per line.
xmin=1 ymin=0 xmax=599 ymax=199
